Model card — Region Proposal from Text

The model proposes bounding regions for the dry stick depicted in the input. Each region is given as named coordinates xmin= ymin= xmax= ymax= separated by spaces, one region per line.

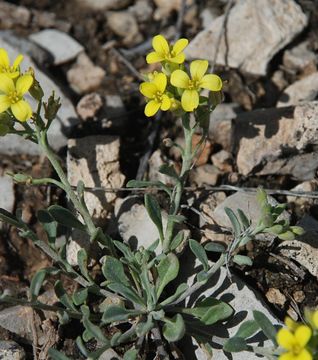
xmin=111 ymin=48 xmax=144 ymax=81
xmin=210 ymin=0 xmax=235 ymax=73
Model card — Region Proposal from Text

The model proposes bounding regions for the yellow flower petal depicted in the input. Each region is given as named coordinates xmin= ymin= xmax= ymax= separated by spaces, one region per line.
xmin=285 ymin=317 xmax=299 ymax=332
xmin=0 ymin=94 xmax=11 ymax=113
xmin=16 ymin=74 xmax=33 ymax=95
xmin=5 ymin=71 xmax=20 ymax=79
xmin=190 ymin=60 xmax=209 ymax=81
xmin=152 ymin=73 xmax=167 ymax=93
xmin=0 ymin=48 xmax=10 ymax=68
xmin=11 ymin=99 xmax=32 ymax=122
xmin=200 ymin=74 xmax=222 ymax=91
xmin=171 ymin=70 xmax=190 ymax=89
xmin=12 ymin=54 xmax=24 ymax=69
xmin=313 ymin=311 xmax=318 ymax=328
xmin=152 ymin=35 xmax=169 ymax=56
xmin=145 ymin=100 xmax=160 ymax=117
xmin=181 ymin=89 xmax=199 ymax=112
xmin=277 ymin=329 xmax=295 ymax=350
xmin=146 ymin=51 xmax=165 ymax=64
xmin=0 ymin=74 xmax=15 ymax=94
xmin=279 ymin=353 xmax=295 ymax=360
xmin=140 ymin=82 xmax=157 ymax=98
xmin=294 ymin=326 xmax=311 ymax=347
xmin=298 ymin=349 xmax=313 ymax=360
xmin=172 ymin=38 xmax=188 ymax=55
xmin=170 ymin=53 xmax=185 ymax=64
xmin=160 ymin=94 xmax=171 ymax=111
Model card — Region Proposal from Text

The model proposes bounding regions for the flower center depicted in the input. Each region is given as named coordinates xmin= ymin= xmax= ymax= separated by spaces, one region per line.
xmin=153 ymin=91 xmax=163 ymax=103
xmin=187 ymin=79 xmax=200 ymax=90
xmin=1 ymin=65 xmax=15 ymax=73
xmin=8 ymin=90 xmax=21 ymax=104
xmin=292 ymin=344 xmax=302 ymax=355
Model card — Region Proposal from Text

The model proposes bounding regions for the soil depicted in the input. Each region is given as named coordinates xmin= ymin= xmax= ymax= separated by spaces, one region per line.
xmin=1 ymin=0 xmax=318 ymax=358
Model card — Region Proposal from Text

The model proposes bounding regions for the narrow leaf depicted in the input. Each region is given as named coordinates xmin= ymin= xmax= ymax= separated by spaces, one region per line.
xmin=253 ymin=310 xmax=277 ymax=345
xmin=102 ymin=256 xmax=129 ymax=285
xmin=123 ymin=349 xmax=138 ymax=360
xmin=72 ymin=288 xmax=88 ymax=306
xmin=82 ymin=316 xmax=108 ymax=344
xmin=156 ymin=253 xmax=179 ymax=298
xmin=204 ymin=242 xmax=226 ymax=253
xmin=37 ymin=209 xmax=57 ymax=246
xmin=189 ymin=239 xmax=209 ymax=271
xmin=235 ymin=320 xmax=260 ymax=339
xmin=136 ymin=315 xmax=154 ymax=337
xmin=30 ymin=269 xmax=47 ymax=301
xmin=54 ymin=281 xmax=77 ymax=311
xmin=160 ymin=283 xmax=188 ymax=306
xmin=144 ymin=194 xmax=163 ymax=239
xmin=107 ymin=283 xmax=145 ymax=306
xmin=159 ymin=164 xmax=178 ymax=179
xmin=0 ymin=208 xmax=21 ymax=227
xmin=223 ymin=337 xmax=248 ymax=352
xmin=233 ymin=255 xmax=253 ymax=266
xmin=77 ymin=249 xmax=93 ymax=283
xmin=170 ymin=231 xmax=184 ymax=251
xmin=224 ymin=207 xmax=241 ymax=238
xmin=237 ymin=209 xmax=250 ymax=230
xmin=48 ymin=205 xmax=86 ymax=231
xmin=102 ymin=305 xmax=143 ymax=324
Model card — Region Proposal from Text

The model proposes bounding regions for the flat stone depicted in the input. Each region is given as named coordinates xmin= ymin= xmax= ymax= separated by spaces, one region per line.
xmin=190 ymin=164 xmax=220 ymax=186
xmin=0 ymin=39 xmax=79 ymax=155
xmin=99 ymin=348 xmax=122 ymax=360
xmin=76 ymin=0 xmax=132 ymax=10
xmin=277 ymin=72 xmax=318 ymax=107
xmin=67 ymin=135 xmax=125 ymax=226
xmin=29 ymin=29 xmax=84 ymax=65
xmin=0 ymin=341 xmax=25 ymax=360
xmin=67 ymin=53 xmax=106 ymax=94
xmin=76 ymin=93 xmax=104 ymax=121
xmin=181 ymin=252 xmax=280 ymax=359
xmin=185 ymin=0 xmax=308 ymax=75
xmin=115 ymin=196 xmax=167 ymax=253
xmin=287 ymin=181 xmax=317 ymax=206
xmin=234 ymin=102 xmax=318 ymax=178
xmin=283 ymin=41 xmax=317 ymax=71
xmin=0 ymin=306 xmax=33 ymax=341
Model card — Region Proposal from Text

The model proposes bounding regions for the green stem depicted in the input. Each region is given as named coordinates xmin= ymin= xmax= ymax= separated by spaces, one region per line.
xmin=163 ymin=114 xmax=198 ymax=252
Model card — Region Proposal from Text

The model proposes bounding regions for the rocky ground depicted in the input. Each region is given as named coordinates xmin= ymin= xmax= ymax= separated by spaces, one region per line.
xmin=0 ymin=0 xmax=318 ymax=359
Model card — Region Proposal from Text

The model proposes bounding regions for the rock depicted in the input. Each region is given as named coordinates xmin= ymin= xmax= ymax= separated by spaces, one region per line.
xmin=265 ymin=288 xmax=286 ymax=306
xmin=128 ymin=0 xmax=153 ymax=22
xmin=182 ymin=252 xmax=280 ymax=359
xmin=115 ymin=196 xmax=167 ymax=253
xmin=107 ymin=11 xmax=142 ymax=46
xmin=279 ymin=240 xmax=318 ymax=278
xmin=67 ymin=135 xmax=125 ymax=226
xmin=153 ymin=0 xmax=193 ymax=20
xmin=67 ymin=53 xmax=106 ymax=94
xmin=287 ymin=181 xmax=317 ymax=206
xmin=31 ymin=10 xmax=71 ymax=33
xmin=211 ymin=150 xmax=233 ymax=172
xmin=212 ymin=192 xmax=290 ymax=230
xmin=99 ymin=348 xmax=122 ymax=360
xmin=76 ymin=93 xmax=103 ymax=121
xmin=190 ymin=165 xmax=220 ymax=186
xmin=0 ymin=341 xmax=25 ymax=360
xmin=293 ymin=290 xmax=305 ymax=303
xmin=0 ymin=306 xmax=33 ymax=341
xmin=277 ymin=73 xmax=318 ymax=107
xmin=234 ymin=102 xmax=318 ymax=179
xmin=29 ymin=29 xmax=84 ymax=65
xmin=192 ymin=134 xmax=212 ymax=166
xmin=0 ymin=38 xmax=79 ymax=154
xmin=76 ymin=0 xmax=132 ymax=10
xmin=0 ymin=2 xmax=30 ymax=29
xmin=283 ymin=41 xmax=317 ymax=72
xmin=271 ymin=70 xmax=289 ymax=91
xmin=0 ymin=176 xmax=14 ymax=214
xmin=185 ymin=0 xmax=308 ymax=76
xmin=209 ymin=103 xmax=240 ymax=151
xmin=200 ymin=7 xmax=221 ymax=29
xmin=148 ymin=150 xmax=175 ymax=185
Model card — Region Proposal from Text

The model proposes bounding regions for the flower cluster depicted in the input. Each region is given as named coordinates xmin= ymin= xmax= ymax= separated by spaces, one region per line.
xmin=140 ymin=35 xmax=222 ymax=117
xmin=0 ymin=48 xmax=33 ymax=122
xmin=276 ymin=310 xmax=318 ymax=360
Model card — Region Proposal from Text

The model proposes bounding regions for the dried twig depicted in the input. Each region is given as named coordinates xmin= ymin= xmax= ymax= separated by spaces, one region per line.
xmin=110 ymin=48 xmax=144 ymax=81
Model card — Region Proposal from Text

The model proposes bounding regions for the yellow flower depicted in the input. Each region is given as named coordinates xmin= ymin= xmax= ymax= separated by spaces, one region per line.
xmin=304 ymin=309 xmax=318 ymax=329
xmin=140 ymin=72 xmax=171 ymax=117
xmin=277 ymin=325 xmax=312 ymax=360
xmin=285 ymin=317 xmax=300 ymax=332
xmin=0 ymin=74 xmax=33 ymax=122
xmin=171 ymin=60 xmax=222 ymax=112
xmin=0 ymin=48 xmax=23 ymax=79
xmin=146 ymin=35 xmax=188 ymax=64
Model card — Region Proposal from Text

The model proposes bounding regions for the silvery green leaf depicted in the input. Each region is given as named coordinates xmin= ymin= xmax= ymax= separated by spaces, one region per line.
xmin=82 ymin=316 xmax=108 ymax=344
xmin=224 ymin=208 xmax=241 ymax=238
xmin=107 ymin=283 xmax=145 ymax=306
xmin=144 ymin=194 xmax=163 ymax=239
xmin=0 ymin=208 xmax=21 ymax=227
xmin=253 ymin=310 xmax=277 ymax=345
xmin=102 ymin=256 xmax=129 ymax=285
xmin=170 ymin=231 xmax=184 ymax=251
xmin=123 ymin=349 xmax=138 ymax=360
xmin=160 ymin=283 xmax=188 ymax=306
xmin=37 ymin=209 xmax=57 ymax=246
xmin=48 ymin=205 xmax=86 ymax=231
xmin=136 ymin=315 xmax=154 ymax=337
xmin=233 ymin=255 xmax=253 ymax=266
xmin=54 ymin=280 xmax=77 ymax=311
xmin=159 ymin=164 xmax=179 ymax=179
xmin=72 ymin=288 xmax=88 ymax=306
xmin=162 ymin=314 xmax=186 ymax=342
xmin=189 ymin=239 xmax=209 ymax=271
xmin=235 ymin=320 xmax=260 ymax=339
xmin=156 ymin=253 xmax=179 ymax=298
xmin=223 ymin=337 xmax=248 ymax=352
xmin=204 ymin=242 xmax=226 ymax=253
xmin=102 ymin=305 xmax=143 ymax=323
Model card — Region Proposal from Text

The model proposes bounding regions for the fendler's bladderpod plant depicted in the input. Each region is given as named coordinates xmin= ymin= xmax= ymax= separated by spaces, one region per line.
xmin=0 ymin=38 xmax=305 ymax=360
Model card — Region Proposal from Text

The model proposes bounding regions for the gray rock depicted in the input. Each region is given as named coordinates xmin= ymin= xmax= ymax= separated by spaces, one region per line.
xmin=0 ymin=39 xmax=79 ymax=155
xmin=211 ymin=150 xmax=233 ymax=172
xmin=0 ymin=306 xmax=33 ymax=341
xmin=0 ymin=2 xmax=30 ymax=29
xmin=76 ymin=93 xmax=104 ymax=121
xmin=234 ymin=102 xmax=318 ymax=179
xmin=148 ymin=149 xmax=175 ymax=185
xmin=283 ymin=41 xmax=317 ymax=71
xmin=182 ymin=253 xmax=280 ymax=359
xmin=209 ymin=103 xmax=239 ymax=151
xmin=212 ymin=191 xmax=290 ymax=229
xmin=0 ymin=341 xmax=25 ymax=360
xmin=277 ymin=73 xmax=318 ymax=107
xmin=29 ymin=29 xmax=84 ymax=65
xmin=67 ymin=135 xmax=125 ymax=226
xmin=67 ymin=53 xmax=106 ymax=94
xmin=99 ymin=348 xmax=122 ymax=360
xmin=76 ymin=0 xmax=132 ymax=10
xmin=128 ymin=0 xmax=153 ymax=22
xmin=0 ymin=176 xmax=14 ymax=214
xmin=190 ymin=164 xmax=221 ymax=186
xmin=115 ymin=196 xmax=167 ymax=253
xmin=185 ymin=0 xmax=308 ymax=75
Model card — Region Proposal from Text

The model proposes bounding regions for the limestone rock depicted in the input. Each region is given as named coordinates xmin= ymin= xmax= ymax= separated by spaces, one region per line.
xmin=76 ymin=93 xmax=103 ymax=121
xmin=0 ymin=176 xmax=14 ymax=214
xmin=234 ymin=102 xmax=318 ymax=179
xmin=0 ymin=341 xmax=25 ymax=360
xmin=185 ymin=0 xmax=308 ymax=75
xmin=211 ymin=150 xmax=233 ymax=172
xmin=67 ymin=53 xmax=106 ymax=94
xmin=67 ymin=135 xmax=125 ymax=226
xmin=283 ymin=41 xmax=317 ymax=72
xmin=29 ymin=29 xmax=84 ymax=65
xmin=277 ymin=73 xmax=318 ymax=107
